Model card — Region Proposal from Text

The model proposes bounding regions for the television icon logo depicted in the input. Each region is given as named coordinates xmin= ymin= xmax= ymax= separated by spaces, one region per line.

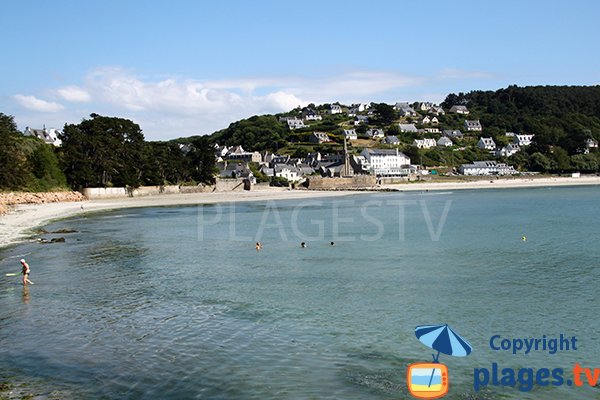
xmin=407 ymin=362 xmax=449 ymax=399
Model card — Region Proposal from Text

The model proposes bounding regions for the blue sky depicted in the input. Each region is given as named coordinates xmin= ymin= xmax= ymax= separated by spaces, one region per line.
xmin=1 ymin=0 xmax=599 ymax=140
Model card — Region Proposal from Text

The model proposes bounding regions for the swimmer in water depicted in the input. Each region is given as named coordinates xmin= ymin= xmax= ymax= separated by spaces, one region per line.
xmin=301 ymin=242 xmax=307 ymax=248
xmin=255 ymin=242 xmax=262 ymax=250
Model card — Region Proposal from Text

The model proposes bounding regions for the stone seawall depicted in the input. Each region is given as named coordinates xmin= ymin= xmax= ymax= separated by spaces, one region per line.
xmin=0 ymin=191 xmax=86 ymax=215
xmin=306 ymin=175 xmax=377 ymax=190
xmin=81 ymin=179 xmax=251 ymax=200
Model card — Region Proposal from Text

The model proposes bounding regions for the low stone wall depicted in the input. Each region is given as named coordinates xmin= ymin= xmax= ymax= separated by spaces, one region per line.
xmin=81 ymin=179 xmax=251 ymax=199
xmin=306 ymin=175 xmax=377 ymax=190
xmin=81 ymin=187 xmax=128 ymax=199
xmin=0 ymin=191 xmax=86 ymax=215
xmin=214 ymin=178 xmax=247 ymax=192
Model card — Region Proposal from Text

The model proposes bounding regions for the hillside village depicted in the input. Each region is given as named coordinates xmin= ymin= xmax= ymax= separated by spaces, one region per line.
xmin=206 ymin=102 xmax=550 ymax=185
xmin=15 ymin=85 xmax=600 ymax=190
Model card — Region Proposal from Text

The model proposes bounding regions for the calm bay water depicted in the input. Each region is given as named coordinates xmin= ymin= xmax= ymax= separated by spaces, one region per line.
xmin=1 ymin=186 xmax=600 ymax=399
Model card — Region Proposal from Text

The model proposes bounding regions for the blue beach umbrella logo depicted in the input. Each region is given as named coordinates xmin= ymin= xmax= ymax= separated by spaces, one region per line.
xmin=407 ymin=324 xmax=473 ymax=399
xmin=415 ymin=324 xmax=473 ymax=362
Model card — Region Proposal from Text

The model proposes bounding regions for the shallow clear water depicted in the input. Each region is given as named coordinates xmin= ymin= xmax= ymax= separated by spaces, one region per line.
xmin=1 ymin=187 xmax=600 ymax=399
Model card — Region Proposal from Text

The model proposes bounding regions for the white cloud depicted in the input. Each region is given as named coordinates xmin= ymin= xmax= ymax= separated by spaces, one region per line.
xmin=21 ymin=66 xmax=494 ymax=140
xmin=13 ymin=94 xmax=64 ymax=112
xmin=56 ymin=86 xmax=92 ymax=102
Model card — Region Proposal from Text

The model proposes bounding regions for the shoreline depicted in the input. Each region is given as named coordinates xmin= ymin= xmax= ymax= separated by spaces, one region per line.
xmin=0 ymin=189 xmax=362 ymax=250
xmin=1 ymin=176 xmax=600 ymax=250
xmin=380 ymin=175 xmax=600 ymax=192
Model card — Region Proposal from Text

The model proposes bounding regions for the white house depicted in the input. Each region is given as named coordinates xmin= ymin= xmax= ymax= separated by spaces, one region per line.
xmin=310 ymin=132 xmax=332 ymax=144
xmin=344 ymin=129 xmax=358 ymax=140
xmin=464 ymin=120 xmax=482 ymax=131
xmin=23 ymin=126 xmax=62 ymax=146
xmin=459 ymin=161 xmax=517 ymax=176
xmin=302 ymin=108 xmax=322 ymax=121
xmin=413 ymin=138 xmax=437 ymax=149
xmin=586 ymin=138 xmax=599 ymax=148
xmin=421 ymin=116 xmax=439 ymax=125
xmin=274 ymin=164 xmax=299 ymax=182
xmin=383 ymin=135 xmax=400 ymax=145
xmin=437 ymin=137 xmax=453 ymax=147
xmin=355 ymin=115 xmax=369 ymax=125
xmin=449 ymin=105 xmax=470 ymax=114
xmin=495 ymin=143 xmax=520 ymax=157
xmin=423 ymin=127 xmax=441 ymax=134
xmin=418 ymin=102 xmax=434 ymax=111
xmin=430 ymin=106 xmax=445 ymax=116
xmin=360 ymin=148 xmax=411 ymax=177
xmin=443 ymin=130 xmax=464 ymax=139
xmin=394 ymin=102 xmax=417 ymax=117
xmin=477 ymin=137 xmax=496 ymax=150
xmin=287 ymin=118 xmax=305 ymax=129
xmin=399 ymin=123 xmax=418 ymax=133
xmin=513 ymin=134 xmax=535 ymax=146
xmin=349 ymin=103 xmax=369 ymax=114
xmin=329 ymin=104 xmax=343 ymax=114
xmin=366 ymin=129 xmax=385 ymax=139
xmin=226 ymin=146 xmax=262 ymax=162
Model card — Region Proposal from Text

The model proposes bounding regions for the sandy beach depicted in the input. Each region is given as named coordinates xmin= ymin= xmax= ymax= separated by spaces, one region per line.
xmin=0 ymin=189 xmax=362 ymax=249
xmin=2 ymin=175 xmax=600 ymax=250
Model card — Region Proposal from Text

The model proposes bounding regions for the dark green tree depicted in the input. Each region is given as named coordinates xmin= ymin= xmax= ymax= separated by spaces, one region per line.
xmin=0 ymin=113 xmax=30 ymax=189
xmin=29 ymin=143 xmax=67 ymax=190
xmin=60 ymin=114 xmax=145 ymax=188
xmin=371 ymin=103 xmax=396 ymax=125
xmin=528 ymin=152 xmax=553 ymax=172
xmin=187 ymin=136 xmax=216 ymax=184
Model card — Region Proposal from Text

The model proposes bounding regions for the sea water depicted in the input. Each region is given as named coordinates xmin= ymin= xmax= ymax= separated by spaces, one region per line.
xmin=1 ymin=186 xmax=599 ymax=399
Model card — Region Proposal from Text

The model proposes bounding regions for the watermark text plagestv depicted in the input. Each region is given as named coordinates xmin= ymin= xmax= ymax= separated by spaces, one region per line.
xmin=196 ymin=199 xmax=452 ymax=242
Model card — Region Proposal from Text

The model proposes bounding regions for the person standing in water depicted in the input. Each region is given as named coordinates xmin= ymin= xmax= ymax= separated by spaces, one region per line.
xmin=20 ymin=259 xmax=33 ymax=285
xmin=255 ymin=242 xmax=263 ymax=251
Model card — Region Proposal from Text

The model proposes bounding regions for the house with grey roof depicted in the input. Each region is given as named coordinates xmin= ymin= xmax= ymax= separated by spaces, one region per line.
xmin=23 ymin=126 xmax=62 ymax=146
xmin=413 ymin=138 xmax=436 ymax=149
xmin=309 ymin=132 xmax=332 ymax=144
xmin=383 ymin=135 xmax=400 ymax=145
xmin=443 ymin=129 xmax=464 ymax=139
xmin=477 ymin=137 xmax=496 ymax=151
xmin=495 ymin=143 xmax=521 ymax=157
xmin=437 ymin=137 xmax=453 ymax=147
xmin=429 ymin=106 xmax=445 ymax=115
xmin=302 ymin=108 xmax=322 ymax=121
xmin=360 ymin=148 xmax=411 ymax=177
xmin=459 ymin=161 xmax=517 ymax=176
xmin=464 ymin=120 xmax=482 ymax=131
xmin=394 ymin=102 xmax=417 ymax=117
xmin=513 ymin=134 xmax=534 ymax=146
xmin=329 ymin=104 xmax=343 ymax=114
xmin=449 ymin=105 xmax=470 ymax=114
xmin=344 ymin=129 xmax=358 ymax=140
xmin=286 ymin=118 xmax=305 ymax=130
xmin=399 ymin=123 xmax=418 ymax=133
xmin=366 ymin=129 xmax=385 ymax=139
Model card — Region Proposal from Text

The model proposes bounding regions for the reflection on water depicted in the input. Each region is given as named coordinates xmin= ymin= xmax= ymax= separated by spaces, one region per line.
xmin=21 ymin=285 xmax=30 ymax=304
xmin=1 ymin=187 xmax=600 ymax=399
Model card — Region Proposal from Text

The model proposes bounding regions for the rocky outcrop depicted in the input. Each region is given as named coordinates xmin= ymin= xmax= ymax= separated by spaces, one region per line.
xmin=0 ymin=191 xmax=86 ymax=215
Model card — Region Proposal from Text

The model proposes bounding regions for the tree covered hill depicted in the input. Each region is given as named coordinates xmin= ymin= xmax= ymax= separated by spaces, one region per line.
xmin=443 ymin=85 xmax=600 ymax=154
xmin=201 ymin=85 xmax=600 ymax=172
